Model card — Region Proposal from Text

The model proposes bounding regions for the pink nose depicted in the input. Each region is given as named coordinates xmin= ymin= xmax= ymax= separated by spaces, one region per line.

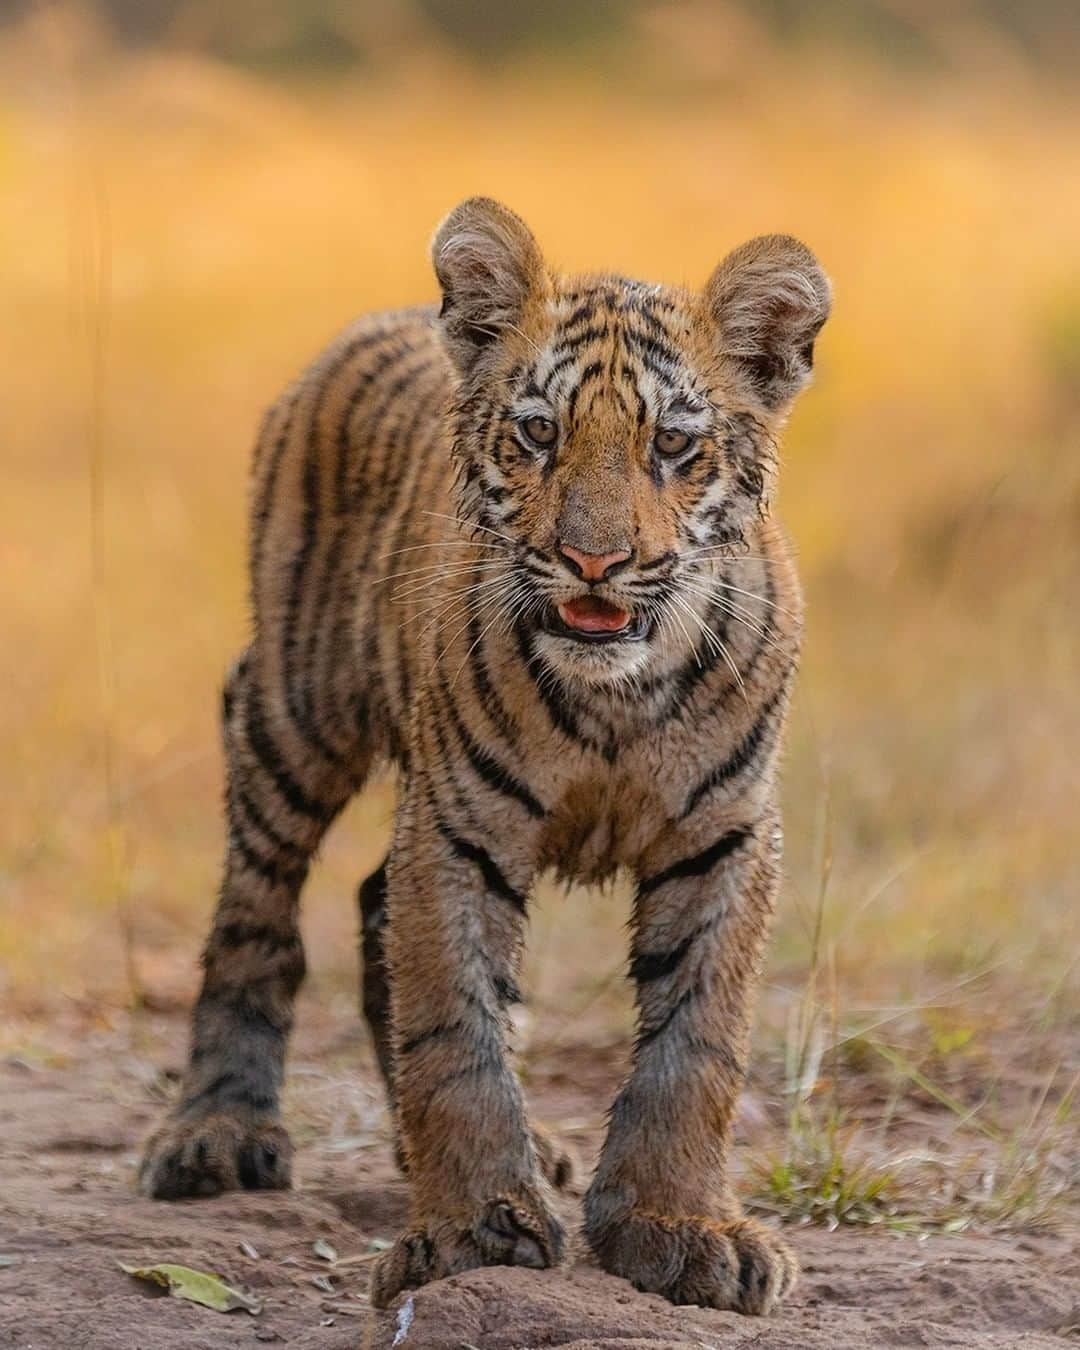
xmin=558 ymin=541 xmax=632 ymax=582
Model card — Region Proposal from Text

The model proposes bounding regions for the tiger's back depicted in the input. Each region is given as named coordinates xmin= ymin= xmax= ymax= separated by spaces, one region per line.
xmin=248 ymin=306 xmax=454 ymax=771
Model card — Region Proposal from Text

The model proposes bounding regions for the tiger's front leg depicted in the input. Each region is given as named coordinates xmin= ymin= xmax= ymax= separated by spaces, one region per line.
xmin=369 ymin=776 xmax=564 ymax=1308
xmin=584 ymin=803 xmax=797 ymax=1315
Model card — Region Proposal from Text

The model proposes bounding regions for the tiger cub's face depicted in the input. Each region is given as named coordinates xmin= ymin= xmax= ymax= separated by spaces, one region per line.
xmin=433 ymin=199 xmax=830 ymax=688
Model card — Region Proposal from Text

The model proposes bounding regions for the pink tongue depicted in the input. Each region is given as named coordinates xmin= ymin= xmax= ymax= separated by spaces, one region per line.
xmin=558 ymin=596 xmax=631 ymax=634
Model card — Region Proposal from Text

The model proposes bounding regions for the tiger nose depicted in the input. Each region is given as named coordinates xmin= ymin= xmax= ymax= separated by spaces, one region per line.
xmin=558 ymin=541 xmax=632 ymax=582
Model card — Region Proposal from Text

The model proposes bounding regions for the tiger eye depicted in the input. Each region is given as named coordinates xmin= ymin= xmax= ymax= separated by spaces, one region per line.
xmin=654 ymin=428 xmax=692 ymax=457
xmin=521 ymin=415 xmax=558 ymax=448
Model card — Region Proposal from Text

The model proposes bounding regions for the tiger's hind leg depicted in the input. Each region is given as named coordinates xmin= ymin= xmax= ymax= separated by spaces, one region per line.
xmin=139 ymin=649 xmax=366 ymax=1199
xmin=357 ymin=856 xmax=575 ymax=1191
xmin=357 ymin=859 xmax=404 ymax=1171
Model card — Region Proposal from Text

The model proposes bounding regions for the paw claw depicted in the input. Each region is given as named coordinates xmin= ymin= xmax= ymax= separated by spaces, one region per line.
xmin=369 ymin=1194 xmax=565 ymax=1309
xmin=588 ymin=1210 xmax=797 ymax=1315
xmin=138 ymin=1114 xmax=292 ymax=1199
xmin=369 ymin=1231 xmax=434 ymax=1308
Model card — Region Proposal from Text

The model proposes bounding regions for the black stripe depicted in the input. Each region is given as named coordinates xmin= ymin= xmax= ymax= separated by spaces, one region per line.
xmin=233 ymin=783 xmax=308 ymax=863
xmin=280 ymin=344 xmax=373 ymax=769
xmin=638 ymin=994 xmax=743 ymax=1070
xmin=429 ymin=714 xmax=485 ymax=832
xmin=301 ymin=521 xmax=347 ymax=727
xmin=193 ymin=987 xmax=294 ymax=1041
xmin=540 ymin=351 xmax=578 ymax=396
xmin=399 ymin=1019 xmax=466 ymax=1058
xmin=638 ymin=352 xmax=680 ymax=392
xmin=334 ymin=334 xmax=419 ymax=507
xmin=629 ymin=299 xmax=679 ymax=344
xmin=467 ymin=608 xmax=520 ymax=748
xmin=638 ymin=826 xmax=751 ymax=897
xmin=354 ymin=353 xmax=429 ymax=451
xmin=251 ymin=388 xmax=301 ymax=582
xmin=243 ymin=681 xmax=338 ymax=822
xmin=514 ymin=623 xmax=606 ymax=757
xmin=230 ymin=824 xmax=308 ymax=888
xmin=649 ymin=595 xmax=733 ymax=718
xmin=567 ymin=360 xmax=604 ymax=424
xmin=435 ymin=818 xmax=528 ymax=914
xmin=495 ymin=974 xmax=523 ymax=1005
xmin=384 ymin=381 xmax=451 ymax=720
xmin=415 ymin=1057 xmax=502 ymax=1125
xmin=680 ymin=684 xmax=786 ymax=820
xmin=637 ymin=550 xmax=676 ymax=574
xmin=624 ymin=326 xmax=680 ymax=369
xmin=182 ymin=1070 xmax=278 ymax=1117
xmin=327 ymin=327 xmax=409 ymax=504
xmin=549 ymin=325 xmax=609 ymax=359
xmin=699 ymin=558 xmax=781 ymax=714
xmin=563 ymin=298 xmax=595 ymax=328
xmin=440 ymin=672 xmax=545 ymax=818
xmin=629 ymin=929 xmax=700 ymax=984
xmin=216 ymin=920 xmax=298 ymax=952
xmin=285 ymin=334 xmax=425 ymax=767
xmin=348 ymin=353 xmax=440 ymax=509
xmin=636 ymin=987 xmax=696 ymax=1049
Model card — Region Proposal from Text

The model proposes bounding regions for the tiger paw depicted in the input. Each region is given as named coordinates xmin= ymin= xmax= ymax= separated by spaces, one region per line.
xmin=138 ymin=1112 xmax=292 ymax=1199
xmin=587 ymin=1210 xmax=797 ymax=1314
xmin=369 ymin=1194 xmax=566 ymax=1308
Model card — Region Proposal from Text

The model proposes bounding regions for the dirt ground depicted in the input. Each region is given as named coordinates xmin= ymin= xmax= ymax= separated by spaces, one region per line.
xmin=0 ymin=1007 xmax=1075 ymax=1350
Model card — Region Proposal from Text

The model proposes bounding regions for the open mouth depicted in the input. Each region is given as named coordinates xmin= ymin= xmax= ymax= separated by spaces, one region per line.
xmin=543 ymin=595 xmax=651 ymax=644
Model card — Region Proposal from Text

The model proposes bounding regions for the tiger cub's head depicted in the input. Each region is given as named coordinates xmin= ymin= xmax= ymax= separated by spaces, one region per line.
xmin=432 ymin=197 xmax=830 ymax=689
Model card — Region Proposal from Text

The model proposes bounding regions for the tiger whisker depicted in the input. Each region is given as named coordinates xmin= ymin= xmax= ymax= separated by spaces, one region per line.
xmin=421 ymin=509 xmax=517 ymax=547
xmin=680 ymin=549 xmax=775 ymax=563
xmin=416 ymin=577 xmax=518 ymax=649
xmin=391 ymin=574 xmax=511 ymax=607
xmin=688 ymin=574 xmax=800 ymax=619
xmin=663 ymin=594 xmax=703 ymax=671
xmin=448 ymin=579 xmax=528 ymax=692
xmin=436 ymin=580 xmax=521 ymax=667
xmin=668 ymin=592 xmax=748 ymax=702
xmin=680 ymin=588 xmax=788 ymax=659
xmin=504 ymin=321 xmax=545 ymax=361
xmin=403 ymin=571 xmax=514 ymax=617
xmin=680 ymin=578 xmax=788 ymax=645
xmin=377 ymin=540 xmax=508 ymax=561
xmin=379 ymin=559 xmax=510 ymax=588
xmin=405 ymin=568 xmax=515 ymax=617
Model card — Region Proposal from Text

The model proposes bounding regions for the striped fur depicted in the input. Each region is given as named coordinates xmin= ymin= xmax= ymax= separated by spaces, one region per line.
xmin=139 ymin=199 xmax=831 ymax=1316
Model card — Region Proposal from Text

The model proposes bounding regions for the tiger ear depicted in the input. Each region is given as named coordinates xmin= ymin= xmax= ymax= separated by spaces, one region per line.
xmin=703 ymin=235 xmax=831 ymax=410
xmin=431 ymin=197 xmax=549 ymax=371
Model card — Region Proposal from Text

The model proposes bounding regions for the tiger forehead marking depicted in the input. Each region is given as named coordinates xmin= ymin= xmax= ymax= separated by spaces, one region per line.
xmin=141 ymin=195 xmax=831 ymax=1319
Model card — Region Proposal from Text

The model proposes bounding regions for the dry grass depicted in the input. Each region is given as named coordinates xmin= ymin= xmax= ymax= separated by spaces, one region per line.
xmin=1 ymin=6 xmax=1077 ymax=1229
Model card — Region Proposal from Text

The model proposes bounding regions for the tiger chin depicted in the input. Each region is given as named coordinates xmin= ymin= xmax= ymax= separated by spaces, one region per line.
xmin=138 ymin=196 xmax=830 ymax=1317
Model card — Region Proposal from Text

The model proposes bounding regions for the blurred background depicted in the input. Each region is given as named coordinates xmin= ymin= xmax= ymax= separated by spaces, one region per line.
xmin=1 ymin=0 xmax=1077 ymax=1220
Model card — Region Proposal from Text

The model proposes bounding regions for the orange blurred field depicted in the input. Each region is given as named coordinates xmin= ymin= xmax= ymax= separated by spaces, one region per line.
xmin=1 ymin=3 xmax=1077 ymax=1088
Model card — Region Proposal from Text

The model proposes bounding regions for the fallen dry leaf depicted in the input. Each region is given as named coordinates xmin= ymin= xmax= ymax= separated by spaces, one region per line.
xmin=119 ymin=1262 xmax=261 ymax=1315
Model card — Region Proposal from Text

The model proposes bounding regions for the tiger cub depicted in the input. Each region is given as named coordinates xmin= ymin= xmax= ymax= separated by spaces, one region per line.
xmin=139 ymin=197 xmax=830 ymax=1316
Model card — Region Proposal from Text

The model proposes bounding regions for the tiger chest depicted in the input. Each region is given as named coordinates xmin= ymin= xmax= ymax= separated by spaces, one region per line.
xmin=539 ymin=769 xmax=662 ymax=886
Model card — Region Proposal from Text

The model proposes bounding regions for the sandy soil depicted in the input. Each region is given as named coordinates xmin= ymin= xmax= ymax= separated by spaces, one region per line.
xmin=0 ymin=1008 xmax=1075 ymax=1350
